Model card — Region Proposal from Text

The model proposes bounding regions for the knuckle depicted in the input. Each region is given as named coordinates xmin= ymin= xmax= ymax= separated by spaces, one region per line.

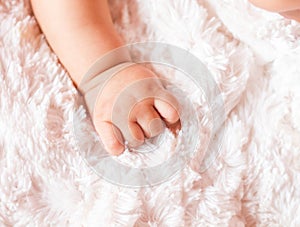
xmin=93 ymin=104 xmax=111 ymax=121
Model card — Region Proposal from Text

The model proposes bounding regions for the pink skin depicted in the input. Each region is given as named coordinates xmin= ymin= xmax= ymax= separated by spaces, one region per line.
xmin=248 ymin=0 xmax=300 ymax=22
xmin=30 ymin=0 xmax=298 ymax=155
xmin=30 ymin=0 xmax=180 ymax=155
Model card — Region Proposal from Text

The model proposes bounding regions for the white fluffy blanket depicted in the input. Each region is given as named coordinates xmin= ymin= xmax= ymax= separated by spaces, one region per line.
xmin=1 ymin=0 xmax=300 ymax=226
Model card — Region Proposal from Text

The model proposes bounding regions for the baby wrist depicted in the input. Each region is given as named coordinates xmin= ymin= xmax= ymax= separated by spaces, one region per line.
xmin=78 ymin=47 xmax=135 ymax=117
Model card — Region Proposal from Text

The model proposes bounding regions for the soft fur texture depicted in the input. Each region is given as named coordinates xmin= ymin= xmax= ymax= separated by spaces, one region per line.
xmin=0 ymin=0 xmax=300 ymax=226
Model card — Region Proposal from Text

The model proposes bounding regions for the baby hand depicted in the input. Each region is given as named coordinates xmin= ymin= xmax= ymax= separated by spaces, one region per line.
xmin=81 ymin=63 xmax=180 ymax=155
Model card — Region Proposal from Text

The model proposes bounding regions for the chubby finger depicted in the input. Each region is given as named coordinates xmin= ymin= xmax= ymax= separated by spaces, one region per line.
xmin=154 ymin=89 xmax=180 ymax=124
xmin=120 ymin=121 xmax=145 ymax=148
xmin=136 ymin=106 xmax=164 ymax=138
xmin=93 ymin=120 xmax=125 ymax=155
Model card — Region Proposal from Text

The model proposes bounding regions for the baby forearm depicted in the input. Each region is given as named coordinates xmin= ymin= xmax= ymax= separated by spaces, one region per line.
xmin=30 ymin=0 xmax=124 ymax=84
xmin=280 ymin=10 xmax=300 ymax=22
xmin=248 ymin=0 xmax=300 ymax=12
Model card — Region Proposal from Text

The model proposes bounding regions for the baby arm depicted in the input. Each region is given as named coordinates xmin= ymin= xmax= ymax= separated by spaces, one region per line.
xmin=248 ymin=0 xmax=300 ymax=22
xmin=30 ymin=0 xmax=180 ymax=155
xmin=30 ymin=0 xmax=124 ymax=83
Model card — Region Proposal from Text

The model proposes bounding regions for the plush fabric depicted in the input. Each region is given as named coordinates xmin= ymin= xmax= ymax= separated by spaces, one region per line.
xmin=0 ymin=0 xmax=299 ymax=226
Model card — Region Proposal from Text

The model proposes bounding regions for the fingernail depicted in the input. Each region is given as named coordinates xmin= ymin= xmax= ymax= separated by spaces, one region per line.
xmin=149 ymin=118 xmax=164 ymax=137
